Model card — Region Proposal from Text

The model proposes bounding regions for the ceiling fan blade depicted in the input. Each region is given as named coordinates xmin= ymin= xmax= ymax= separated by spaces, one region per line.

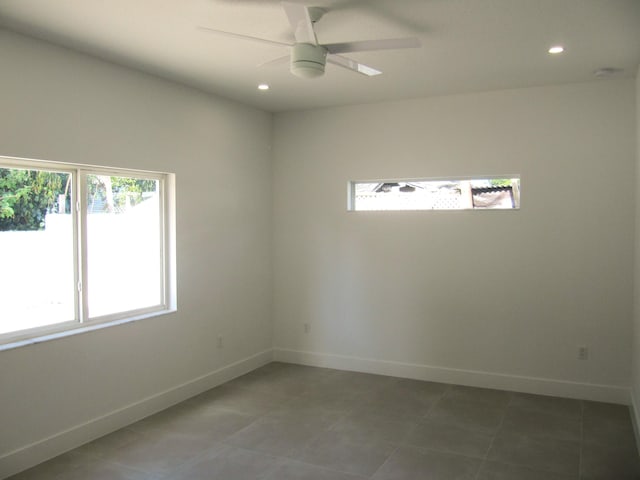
xmin=327 ymin=54 xmax=382 ymax=76
xmin=281 ymin=2 xmax=317 ymax=45
xmin=198 ymin=26 xmax=291 ymax=48
xmin=325 ymin=37 xmax=421 ymax=54
xmin=257 ymin=55 xmax=290 ymax=68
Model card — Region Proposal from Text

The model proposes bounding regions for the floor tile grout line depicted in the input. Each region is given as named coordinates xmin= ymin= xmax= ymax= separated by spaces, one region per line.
xmin=277 ymin=456 xmax=374 ymax=479
xmin=221 ymin=433 xmax=384 ymax=479
xmin=419 ymin=384 xmax=449 ymax=425
xmin=471 ymin=392 xmax=512 ymax=480
xmin=474 ymin=458 xmax=581 ymax=479
xmin=366 ymin=443 xmax=402 ymax=480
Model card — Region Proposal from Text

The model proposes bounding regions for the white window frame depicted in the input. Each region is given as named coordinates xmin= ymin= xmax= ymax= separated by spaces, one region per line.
xmin=0 ymin=155 xmax=176 ymax=349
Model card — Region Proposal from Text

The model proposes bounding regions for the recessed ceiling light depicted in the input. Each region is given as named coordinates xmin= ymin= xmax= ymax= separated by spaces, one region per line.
xmin=258 ymin=84 xmax=270 ymax=91
xmin=548 ymin=45 xmax=564 ymax=54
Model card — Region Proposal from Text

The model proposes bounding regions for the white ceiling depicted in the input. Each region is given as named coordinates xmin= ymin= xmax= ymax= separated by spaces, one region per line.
xmin=0 ymin=0 xmax=639 ymax=112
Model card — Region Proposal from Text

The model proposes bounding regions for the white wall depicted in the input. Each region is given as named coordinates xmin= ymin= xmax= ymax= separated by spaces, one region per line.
xmin=0 ymin=30 xmax=273 ymax=477
xmin=273 ymin=80 xmax=636 ymax=402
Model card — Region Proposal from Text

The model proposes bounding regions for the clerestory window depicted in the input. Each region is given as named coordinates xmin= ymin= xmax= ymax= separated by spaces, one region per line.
xmin=349 ymin=177 xmax=520 ymax=211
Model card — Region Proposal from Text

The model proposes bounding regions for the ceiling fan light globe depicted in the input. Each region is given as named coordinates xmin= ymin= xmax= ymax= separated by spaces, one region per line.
xmin=291 ymin=61 xmax=325 ymax=78
xmin=291 ymin=43 xmax=327 ymax=78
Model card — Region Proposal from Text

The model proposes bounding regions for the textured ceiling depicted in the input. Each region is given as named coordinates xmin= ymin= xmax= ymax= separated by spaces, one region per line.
xmin=0 ymin=0 xmax=639 ymax=112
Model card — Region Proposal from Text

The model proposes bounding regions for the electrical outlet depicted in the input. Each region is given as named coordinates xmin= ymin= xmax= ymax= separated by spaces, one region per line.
xmin=578 ymin=345 xmax=589 ymax=360
xmin=217 ymin=335 xmax=223 ymax=349
xmin=304 ymin=323 xmax=310 ymax=334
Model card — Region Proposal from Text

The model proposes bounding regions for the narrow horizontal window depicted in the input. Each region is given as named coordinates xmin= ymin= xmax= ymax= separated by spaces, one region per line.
xmin=0 ymin=156 xmax=175 ymax=345
xmin=349 ymin=177 xmax=520 ymax=211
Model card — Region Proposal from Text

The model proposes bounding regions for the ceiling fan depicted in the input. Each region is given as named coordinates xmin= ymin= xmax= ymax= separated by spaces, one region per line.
xmin=199 ymin=2 xmax=421 ymax=79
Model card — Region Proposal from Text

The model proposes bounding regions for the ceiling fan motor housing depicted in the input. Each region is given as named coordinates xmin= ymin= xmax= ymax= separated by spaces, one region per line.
xmin=291 ymin=43 xmax=327 ymax=78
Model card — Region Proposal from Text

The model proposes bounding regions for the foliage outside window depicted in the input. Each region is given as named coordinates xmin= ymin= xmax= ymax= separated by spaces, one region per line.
xmin=349 ymin=177 xmax=520 ymax=211
xmin=0 ymin=157 xmax=174 ymax=343
xmin=0 ymin=169 xmax=66 ymax=230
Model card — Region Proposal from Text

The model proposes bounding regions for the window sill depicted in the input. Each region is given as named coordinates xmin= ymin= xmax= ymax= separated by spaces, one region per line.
xmin=0 ymin=309 xmax=177 ymax=352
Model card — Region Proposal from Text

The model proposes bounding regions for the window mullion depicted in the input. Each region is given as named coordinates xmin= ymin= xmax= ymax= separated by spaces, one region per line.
xmin=77 ymin=170 xmax=89 ymax=323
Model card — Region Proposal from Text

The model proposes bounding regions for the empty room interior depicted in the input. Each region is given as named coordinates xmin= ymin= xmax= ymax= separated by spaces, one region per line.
xmin=1 ymin=1 xmax=640 ymax=479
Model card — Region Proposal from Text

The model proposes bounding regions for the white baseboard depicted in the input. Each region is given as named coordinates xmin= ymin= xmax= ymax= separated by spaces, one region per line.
xmin=0 ymin=349 xmax=273 ymax=480
xmin=274 ymin=348 xmax=630 ymax=405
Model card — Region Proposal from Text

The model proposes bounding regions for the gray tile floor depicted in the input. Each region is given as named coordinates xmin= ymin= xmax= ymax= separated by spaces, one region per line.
xmin=8 ymin=362 xmax=640 ymax=480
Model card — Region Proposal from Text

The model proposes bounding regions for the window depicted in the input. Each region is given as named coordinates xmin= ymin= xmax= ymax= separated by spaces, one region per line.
xmin=0 ymin=156 xmax=175 ymax=345
xmin=349 ymin=177 xmax=520 ymax=211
